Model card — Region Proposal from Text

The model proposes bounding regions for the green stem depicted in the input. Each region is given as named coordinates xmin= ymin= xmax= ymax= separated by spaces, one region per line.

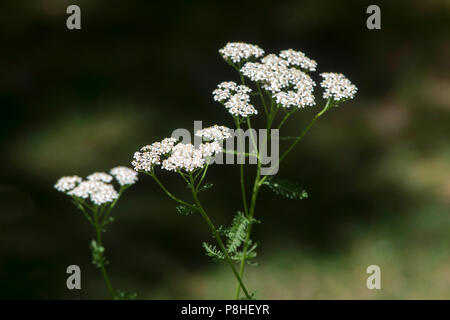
xmin=196 ymin=163 xmax=209 ymax=192
xmin=235 ymin=100 xmax=332 ymax=298
xmin=256 ymin=84 xmax=269 ymax=117
xmin=148 ymin=171 xmax=194 ymax=208
xmin=93 ymin=206 xmax=116 ymax=299
xmin=277 ymin=108 xmax=298 ymax=129
xmin=235 ymin=151 xmax=262 ymax=299
xmin=234 ymin=117 xmax=249 ymax=216
xmin=260 ymin=99 xmax=332 ymax=184
xmin=187 ymin=174 xmax=252 ymax=299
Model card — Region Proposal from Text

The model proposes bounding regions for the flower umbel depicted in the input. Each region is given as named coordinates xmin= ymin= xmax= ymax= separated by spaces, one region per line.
xmin=320 ymin=72 xmax=358 ymax=102
xmin=54 ymin=176 xmax=82 ymax=192
xmin=219 ymin=42 xmax=265 ymax=64
xmin=195 ymin=125 xmax=232 ymax=142
xmin=55 ymin=166 xmax=137 ymax=299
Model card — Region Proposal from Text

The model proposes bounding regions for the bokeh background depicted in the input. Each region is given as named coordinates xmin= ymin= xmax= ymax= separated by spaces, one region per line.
xmin=1 ymin=0 xmax=449 ymax=299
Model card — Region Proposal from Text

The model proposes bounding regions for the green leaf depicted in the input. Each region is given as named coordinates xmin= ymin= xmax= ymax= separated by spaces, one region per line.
xmin=225 ymin=212 xmax=249 ymax=254
xmin=90 ymin=240 xmax=107 ymax=268
xmin=198 ymin=182 xmax=214 ymax=193
xmin=175 ymin=204 xmax=195 ymax=216
xmin=202 ymin=242 xmax=225 ymax=260
xmin=116 ymin=290 xmax=137 ymax=300
xmin=262 ymin=177 xmax=308 ymax=200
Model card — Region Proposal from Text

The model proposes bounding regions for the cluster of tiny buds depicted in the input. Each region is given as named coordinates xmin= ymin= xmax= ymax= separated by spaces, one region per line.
xmin=320 ymin=72 xmax=358 ymax=101
xmin=212 ymin=81 xmax=257 ymax=117
xmin=219 ymin=42 xmax=265 ymax=64
xmin=54 ymin=166 xmax=137 ymax=205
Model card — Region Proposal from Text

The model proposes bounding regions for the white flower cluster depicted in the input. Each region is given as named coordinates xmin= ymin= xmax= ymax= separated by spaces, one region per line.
xmin=320 ymin=72 xmax=358 ymax=101
xmin=219 ymin=42 xmax=265 ymax=64
xmin=68 ymin=180 xmax=118 ymax=206
xmin=110 ymin=166 xmax=138 ymax=186
xmin=212 ymin=81 xmax=257 ymax=117
xmin=54 ymin=176 xmax=82 ymax=192
xmin=132 ymin=137 xmax=178 ymax=171
xmin=133 ymin=127 xmax=231 ymax=173
xmin=87 ymin=172 xmax=113 ymax=183
xmin=195 ymin=125 xmax=232 ymax=142
xmin=240 ymin=50 xmax=316 ymax=108
xmin=55 ymin=166 xmax=137 ymax=205
xmin=279 ymin=49 xmax=317 ymax=72
xmin=161 ymin=143 xmax=205 ymax=172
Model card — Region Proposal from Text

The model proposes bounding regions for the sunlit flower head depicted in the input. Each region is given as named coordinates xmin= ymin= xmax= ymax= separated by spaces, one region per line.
xmin=213 ymin=82 xmax=257 ymax=117
xmin=161 ymin=143 xmax=205 ymax=172
xmin=132 ymin=137 xmax=178 ymax=172
xmin=54 ymin=176 xmax=82 ymax=192
xmin=195 ymin=125 xmax=232 ymax=142
xmin=110 ymin=166 xmax=138 ymax=186
xmin=219 ymin=42 xmax=264 ymax=64
xmin=279 ymin=49 xmax=317 ymax=72
xmin=87 ymin=172 xmax=113 ymax=183
xmin=68 ymin=180 xmax=119 ymax=205
xmin=320 ymin=72 xmax=358 ymax=101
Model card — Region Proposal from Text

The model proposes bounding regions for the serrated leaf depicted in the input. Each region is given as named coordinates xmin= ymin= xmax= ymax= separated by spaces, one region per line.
xmin=176 ymin=204 xmax=195 ymax=216
xmin=262 ymin=177 xmax=308 ymax=200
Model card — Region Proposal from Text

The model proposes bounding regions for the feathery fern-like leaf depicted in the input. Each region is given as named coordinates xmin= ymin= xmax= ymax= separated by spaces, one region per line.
xmin=175 ymin=204 xmax=195 ymax=216
xmin=202 ymin=242 xmax=224 ymax=260
xmin=225 ymin=212 xmax=249 ymax=254
xmin=198 ymin=182 xmax=214 ymax=193
xmin=262 ymin=177 xmax=308 ymax=200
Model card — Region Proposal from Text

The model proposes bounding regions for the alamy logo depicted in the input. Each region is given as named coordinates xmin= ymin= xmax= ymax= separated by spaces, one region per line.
xmin=366 ymin=265 xmax=381 ymax=290
xmin=66 ymin=5 xmax=81 ymax=30
xmin=66 ymin=265 xmax=81 ymax=290
xmin=366 ymin=5 xmax=381 ymax=30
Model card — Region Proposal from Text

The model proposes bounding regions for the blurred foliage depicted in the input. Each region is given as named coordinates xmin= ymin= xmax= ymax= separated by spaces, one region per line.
xmin=0 ymin=0 xmax=449 ymax=299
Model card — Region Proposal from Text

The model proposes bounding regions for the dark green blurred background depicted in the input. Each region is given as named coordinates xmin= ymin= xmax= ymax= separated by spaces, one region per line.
xmin=0 ymin=0 xmax=449 ymax=299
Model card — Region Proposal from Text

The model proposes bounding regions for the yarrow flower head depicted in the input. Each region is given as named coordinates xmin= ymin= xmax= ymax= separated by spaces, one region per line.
xmin=55 ymin=166 xmax=137 ymax=205
xmin=239 ymin=50 xmax=317 ymax=108
xmin=110 ymin=166 xmax=138 ymax=186
xmin=219 ymin=42 xmax=264 ymax=64
xmin=87 ymin=172 xmax=113 ymax=183
xmin=133 ymin=126 xmax=230 ymax=173
xmin=54 ymin=176 xmax=82 ymax=192
xmin=68 ymin=180 xmax=119 ymax=206
xmin=161 ymin=143 xmax=205 ymax=172
xmin=212 ymin=81 xmax=257 ymax=117
xmin=320 ymin=72 xmax=358 ymax=102
xmin=132 ymin=137 xmax=178 ymax=171
xmin=195 ymin=125 xmax=232 ymax=142
xmin=279 ymin=49 xmax=317 ymax=72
